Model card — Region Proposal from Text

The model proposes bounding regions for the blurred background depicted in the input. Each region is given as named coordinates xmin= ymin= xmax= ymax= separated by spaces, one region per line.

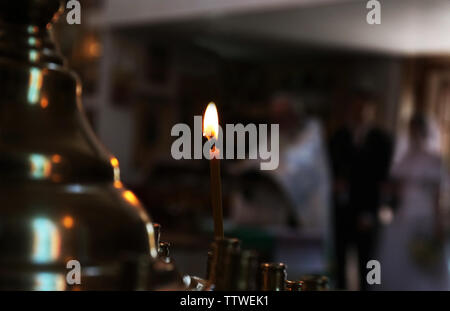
xmin=54 ymin=0 xmax=450 ymax=290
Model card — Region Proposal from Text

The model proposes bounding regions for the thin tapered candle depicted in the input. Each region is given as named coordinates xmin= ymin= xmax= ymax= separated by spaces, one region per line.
xmin=203 ymin=102 xmax=224 ymax=239
xmin=209 ymin=146 xmax=224 ymax=238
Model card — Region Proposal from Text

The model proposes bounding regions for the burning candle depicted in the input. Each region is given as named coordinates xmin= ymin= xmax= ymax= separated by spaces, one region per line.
xmin=203 ymin=102 xmax=224 ymax=239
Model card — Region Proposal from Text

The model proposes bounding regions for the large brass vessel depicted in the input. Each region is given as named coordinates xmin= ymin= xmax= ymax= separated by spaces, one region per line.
xmin=0 ymin=0 xmax=166 ymax=290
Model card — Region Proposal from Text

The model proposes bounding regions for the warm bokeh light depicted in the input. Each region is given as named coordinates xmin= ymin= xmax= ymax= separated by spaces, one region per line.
xmin=40 ymin=97 xmax=48 ymax=109
xmin=110 ymin=157 xmax=120 ymax=181
xmin=110 ymin=157 xmax=119 ymax=168
xmin=203 ymin=102 xmax=219 ymax=140
xmin=51 ymin=174 xmax=62 ymax=183
xmin=51 ymin=154 xmax=61 ymax=163
xmin=123 ymin=190 xmax=139 ymax=206
xmin=62 ymin=216 xmax=74 ymax=229
xmin=83 ymin=35 xmax=102 ymax=59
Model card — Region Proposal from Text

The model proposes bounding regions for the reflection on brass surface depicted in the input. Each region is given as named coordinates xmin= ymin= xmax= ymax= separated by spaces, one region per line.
xmin=208 ymin=238 xmax=241 ymax=290
xmin=207 ymin=239 xmax=259 ymax=290
xmin=235 ymin=250 xmax=259 ymax=291
xmin=260 ymin=263 xmax=287 ymax=291
xmin=158 ymin=241 xmax=170 ymax=262
xmin=300 ymin=275 xmax=329 ymax=291
xmin=285 ymin=280 xmax=303 ymax=291
xmin=0 ymin=0 xmax=163 ymax=290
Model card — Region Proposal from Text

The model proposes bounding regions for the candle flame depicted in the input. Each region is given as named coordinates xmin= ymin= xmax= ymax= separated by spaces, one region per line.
xmin=203 ymin=102 xmax=219 ymax=140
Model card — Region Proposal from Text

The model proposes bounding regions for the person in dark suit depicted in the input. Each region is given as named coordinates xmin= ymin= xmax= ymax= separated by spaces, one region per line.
xmin=329 ymin=92 xmax=393 ymax=290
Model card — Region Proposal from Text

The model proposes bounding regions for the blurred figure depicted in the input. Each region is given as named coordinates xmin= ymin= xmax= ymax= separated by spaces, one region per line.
xmin=270 ymin=93 xmax=331 ymax=235
xmin=231 ymin=93 xmax=331 ymax=235
xmin=376 ymin=114 xmax=448 ymax=290
xmin=328 ymin=91 xmax=393 ymax=290
xmin=393 ymin=115 xmax=442 ymax=165
xmin=230 ymin=92 xmax=332 ymax=277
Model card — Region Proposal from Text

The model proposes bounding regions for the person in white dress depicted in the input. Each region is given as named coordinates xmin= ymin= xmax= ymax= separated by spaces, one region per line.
xmin=376 ymin=114 xmax=448 ymax=290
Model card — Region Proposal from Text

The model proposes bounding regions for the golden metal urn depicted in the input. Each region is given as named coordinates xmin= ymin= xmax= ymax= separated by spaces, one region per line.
xmin=0 ymin=0 xmax=178 ymax=290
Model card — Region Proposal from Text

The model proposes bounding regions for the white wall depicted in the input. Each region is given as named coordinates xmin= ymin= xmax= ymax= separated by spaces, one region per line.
xmin=103 ymin=0 xmax=345 ymax=26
